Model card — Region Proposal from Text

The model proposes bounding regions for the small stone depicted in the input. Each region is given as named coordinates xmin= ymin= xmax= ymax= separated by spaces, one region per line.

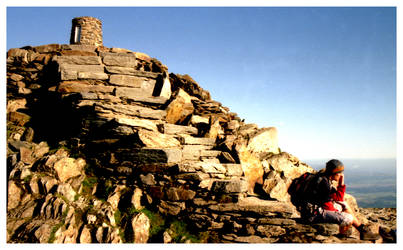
xmin=111 ymin=47 xmax=134 ymax=53
xmin=57 ymin=183 xmax=77 ymax=202
xmin=140 ymin=173 xmax=157 ymax=186
xmin=8 ymin=111 xmax=31 ymax=126
xmin=163 ymin=230 xmax=172 ymax=243
xmin=21 ymin=127 xmax=34 ymax=142
xmin=7 ymin=181 xmax=22 ymax=210
xmin=19 ymin=146 xmax=34 ymax=164
xmin=211 ymin=178 xmax=249 ymax=193
xmin=79 ymin=225 xmax=93 ymax=243
xmin=131 ymin=188 xmax=144 ymax=210
xmin=191 ymin=115 xmax=209 ymax=125
xmin=87 ymin=214 xmax=97 ymax=224
xmin=158 ymin=201 xmax=185 ymax=216
xmin=9 ymin=73 xmax=24 ymax=82
xmin=107 ymin=185 xmax=126 ymax=211
xmin=7 ymin=98 xmax=27 ymax=113
xmin=166 ymin=187 xmax=196 ymax=201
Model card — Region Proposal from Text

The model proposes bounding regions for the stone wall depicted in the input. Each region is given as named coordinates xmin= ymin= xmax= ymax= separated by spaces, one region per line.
xmin=6 ymin=44 xmax=396 ymax=243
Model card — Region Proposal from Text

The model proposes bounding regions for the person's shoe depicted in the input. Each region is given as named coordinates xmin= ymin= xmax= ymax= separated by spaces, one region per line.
xmin=358 ymin=224 xmax=381 ymax=241
xmin=379 ymin=226 xmax=396 ymax=243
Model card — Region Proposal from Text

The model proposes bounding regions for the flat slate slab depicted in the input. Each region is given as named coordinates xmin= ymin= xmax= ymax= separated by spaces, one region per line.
xmin=208 ymin=197 xmax=297 ymax=218
xmin=55 ymin=56 xmax=102 ymax=65
xmin=95 ymin=103 xmax=166 ymax=120
xmin=114 ymin=148 xmax=182 ymax=164
xmin=163 ymin=123 xmax=198 ymax=135
xmin=178 ymin=136 xmax=216 ymax=146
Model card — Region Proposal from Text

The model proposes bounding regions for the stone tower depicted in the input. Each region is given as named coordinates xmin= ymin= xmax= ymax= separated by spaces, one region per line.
xmin=69 ymin=16 xmax=103 ymax=46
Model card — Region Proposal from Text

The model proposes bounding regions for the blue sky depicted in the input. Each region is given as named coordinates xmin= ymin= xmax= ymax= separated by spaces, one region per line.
xmin=5 ymin=6 xmax=397 ymax=160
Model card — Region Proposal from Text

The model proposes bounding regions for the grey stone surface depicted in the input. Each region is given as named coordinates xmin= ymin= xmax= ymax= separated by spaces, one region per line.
xmin=115 ymin=87 xmax=168 ymax=104
xmin=105 ymin=66 xmax=160 ymax=78
xmin=102 ymin=54 xmax=136 ymax=67
xmin=178 ymin=136 xmax=216 ymax=146
xmin=55 ymin=56 xmax=102 ymax=65
xmin=109 ymin=75 xmax=155 ymax=88
xmin=95 ymin=103 xmax=166 ymax=120
xmin=59 ymin=64 xmax=105 ymax=80
xmin=114 ymin=148 xmax=182 ymax=164
xmin=211 ymin=178 xmax=249 ymax=193
xmin=224 ymin=164 xmax=244 ymax=176
xmin=209 ymin=197 xmax=296 ymax=217
xmin=57 ymin=81 xmax=114 ymax=94
xmin=163 ymin=123 xmax=198 ymax=135
xmin=61 ymin=44 xmax=98 ymax=52
xmin=78 ymin=72 xmax=109 ymax=80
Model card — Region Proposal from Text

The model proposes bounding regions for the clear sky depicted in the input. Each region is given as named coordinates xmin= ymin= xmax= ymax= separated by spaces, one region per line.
xmin=5 ymin=4 xmax=397 ymax=161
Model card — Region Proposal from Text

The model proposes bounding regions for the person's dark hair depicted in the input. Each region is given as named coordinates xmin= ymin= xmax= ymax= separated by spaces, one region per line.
xmin=325 ymin=159 xmax=344 ymax=175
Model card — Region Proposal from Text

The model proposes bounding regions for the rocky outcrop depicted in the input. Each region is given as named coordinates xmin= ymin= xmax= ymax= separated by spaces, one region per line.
xmin=6 ymin=43 xmax=396 ymax=243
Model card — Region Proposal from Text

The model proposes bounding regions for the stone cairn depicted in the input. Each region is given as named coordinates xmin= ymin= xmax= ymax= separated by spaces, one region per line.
xmin=70 ymin=16 xmax=103 ymax=47
xmin=6 ymin=41 xmax=396 ymax=243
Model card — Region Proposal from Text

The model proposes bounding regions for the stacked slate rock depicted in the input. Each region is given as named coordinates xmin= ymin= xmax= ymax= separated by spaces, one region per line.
xmin=6 ymin=44 xmax=396 ymax=243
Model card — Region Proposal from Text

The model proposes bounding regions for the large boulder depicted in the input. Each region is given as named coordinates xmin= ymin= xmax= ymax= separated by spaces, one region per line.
xmin=261 ymin=152 xmax=315 ymax=201
xmin=247 ymin=127 xmax=280 ymax=155
xmin=262 ymin=171 xmax=289 ymax=202
xmin=237 ymin=144 xmax=264 ymax=194
xmin=263 ymin=152 xmax=313 ymax=179
xmin=53 ymin=157 xmax=86 ymax=183
xmin=169 ymin=73 xmax=211 ymax=101
xmin=165 ymin=88 xmax=194 ymax=124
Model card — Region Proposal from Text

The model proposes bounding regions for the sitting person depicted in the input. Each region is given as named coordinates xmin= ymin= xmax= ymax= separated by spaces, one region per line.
xmin=298 ymin=159 xmax=380 ymax=241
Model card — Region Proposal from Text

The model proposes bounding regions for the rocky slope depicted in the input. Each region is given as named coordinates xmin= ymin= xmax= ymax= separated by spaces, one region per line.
xmin=6 ymin=44 xmax=396 ymax=243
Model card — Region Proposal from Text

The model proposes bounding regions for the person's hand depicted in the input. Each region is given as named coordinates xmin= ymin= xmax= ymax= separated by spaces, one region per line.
xmin=338 ymin=173 xmax=344 ymax=186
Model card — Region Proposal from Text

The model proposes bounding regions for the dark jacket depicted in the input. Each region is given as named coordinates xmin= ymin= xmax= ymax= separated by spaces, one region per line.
xmin=314 ymin=175 xmax=346 ymax=211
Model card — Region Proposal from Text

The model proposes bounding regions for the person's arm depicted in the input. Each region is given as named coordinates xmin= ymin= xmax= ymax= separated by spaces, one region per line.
xmin=339 ymin=173 xmax=344 ymax=186
xmin=330 ymin=174 xmax=346 ymax=201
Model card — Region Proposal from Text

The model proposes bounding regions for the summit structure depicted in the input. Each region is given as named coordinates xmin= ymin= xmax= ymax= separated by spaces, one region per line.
xmin=70 ymin=16 xmax=103 ymax=46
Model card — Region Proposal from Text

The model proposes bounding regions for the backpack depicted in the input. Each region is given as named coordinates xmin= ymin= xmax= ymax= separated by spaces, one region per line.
xmin=288 ymin=172 xmax=324 ymax=218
